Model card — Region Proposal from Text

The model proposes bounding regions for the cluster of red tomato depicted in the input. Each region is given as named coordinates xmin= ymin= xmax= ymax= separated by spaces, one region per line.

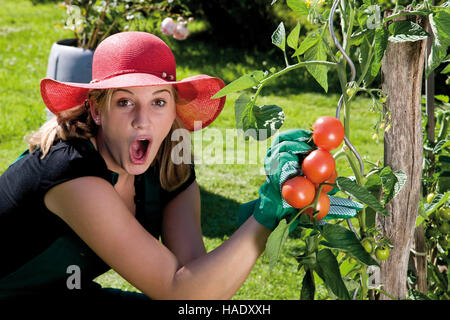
xmin=281 ymin=116 xmax=345 ymax=221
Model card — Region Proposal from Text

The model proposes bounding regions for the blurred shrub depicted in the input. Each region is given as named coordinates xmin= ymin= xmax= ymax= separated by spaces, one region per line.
xmin=183 ymin=0 xmax=282 ymax=50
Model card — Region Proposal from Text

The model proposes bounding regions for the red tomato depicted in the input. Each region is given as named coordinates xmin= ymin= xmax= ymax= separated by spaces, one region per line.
xmin=305 ymin=191 xmax=330 ymax=221
xmin=281 ymin=176 xmax=316 ymax=209
xmin=312 ymin=116 xmax=345 ymax=151
xmin=315 ymin=170 xmax=338 ymax=193
xmin=302 ymin=149 xmax=336 ymax=184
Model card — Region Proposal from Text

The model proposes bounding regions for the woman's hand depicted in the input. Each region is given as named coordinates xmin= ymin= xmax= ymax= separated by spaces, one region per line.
xmin=249 ymin=129 xmax=316 ymax=231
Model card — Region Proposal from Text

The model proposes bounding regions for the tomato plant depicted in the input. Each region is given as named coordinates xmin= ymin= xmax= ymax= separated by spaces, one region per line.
xmin=301 ymin=149 xmax=336 ymax=184
xmin=439 ymin=207 xmax=450 ymax=221
xmin=427 ymin=193 xmax=436 ymax=204
xmin=312 ymin=116 xmax=345 ymax=151
xmin=361 ymin=238 xmax=374 ymax=254
xmin=282 ymin=176 xmax=316 ymax=209
xmin=375 ymin=246 xmax=390 ymax=261
xmin=315 ymin=169 xmax=337 ymax=193
xmin=305 ymin=191 xmax=330 ymax=221
xmin=213 ymin=0 xmax=450 ymax=301
xmin=414 ymin=93 xmax=449 ymax=300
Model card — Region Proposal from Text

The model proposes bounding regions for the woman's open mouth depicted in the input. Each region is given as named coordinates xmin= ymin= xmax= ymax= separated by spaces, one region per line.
xmin=130 ymin=136 xmax=151 ymax=165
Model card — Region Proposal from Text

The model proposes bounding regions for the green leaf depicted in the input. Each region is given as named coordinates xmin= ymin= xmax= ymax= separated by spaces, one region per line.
xmin=319 ymin=223 xmax=380 ymax=267
xmin=350 ymin=28 xmax=373 ymax=46
xmin=434 ymin=139 xmax=450 ymax=154
xmin=300 ymin=269 xmax=315 ymax=300
xmin=234 ymin=93 xmax=252 ymax=129
xmin=292 ymin=32 xmax=320 ymax=57
xmin=441 ymin=63 xmax=450 ymax=74
xmin=427 ymin=10 xmax=450 ymax=77
xmin=314 ymin=249 xmax=351 ymax=300
xmin=297 ymin=252 xmax=317 ymax=270
xmin=364 ymin=173 xmax=382 ymax=196
xmin=434 ymin=94 xmax=450 ymax=103
xmin=365 ymin=207 xmax=376 ymax=229
xmin=265 ymin=219 xmax=290 ymax=269
xmin=357 ymin=35 xmax=376 ymax=87
xmin=272 ymin=22 xmax=286 ymax=51
xmin=304 ymin=38 xmax=328 ymax=92
xmin=286 ymin=0 xmax=309 ymax=16
xmin=211 ymin=70 xmax=264 ymax=99
xmin=287 ymin=22 xmax=301 ymax=51
xmin=388 ymin=20 xmax=430 ymax=42
xmin=251 ymin=104 xmax=285 ymax=140
xmin=336 ymin=176 xmax=388 ymax=216
xmin=379 ymin=167 xmax=396 ymax=205
xmin=235 ymin=95 xmax=284 ymax=141
xmin=416 ymin=192 xmax=449 ymax=227
xmin=416 ymin=200 xmax=428 ymax=227
xmin=379 ymin=167 xmax=406 ymax=205
xmin=393 ymin=170 xmax=407 ymax=199
xmin=371 ymin=26 xmax=389 ymax=77
xmin=424 ymin=192 xmax=450 ymax=215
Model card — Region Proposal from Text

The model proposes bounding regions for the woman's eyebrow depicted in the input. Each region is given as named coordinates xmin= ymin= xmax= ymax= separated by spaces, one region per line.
xmin=114 ymin=88 xmax=135 ymax=95
xmin=153 ymin=89 xmax=172 ymax=96
xmin=113 ymin=88 xmax=172 ymax=96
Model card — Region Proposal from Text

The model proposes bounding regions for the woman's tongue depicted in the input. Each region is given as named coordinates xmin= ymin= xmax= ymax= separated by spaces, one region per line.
xmin=130 ymin=140 xmax=148 ymax=163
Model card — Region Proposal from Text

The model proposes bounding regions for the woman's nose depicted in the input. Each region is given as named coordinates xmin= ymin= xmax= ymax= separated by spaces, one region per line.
xmin=131 ymin=105 xmax=152 ymax=129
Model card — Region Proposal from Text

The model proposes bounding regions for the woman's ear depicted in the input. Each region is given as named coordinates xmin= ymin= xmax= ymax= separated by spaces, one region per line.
xmin=88 ymin=100 xmax=101 ymax=125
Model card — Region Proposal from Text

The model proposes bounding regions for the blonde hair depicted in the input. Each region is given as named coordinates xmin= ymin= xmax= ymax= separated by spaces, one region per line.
xmin=27 ymin=88 xmax=193 ymax=192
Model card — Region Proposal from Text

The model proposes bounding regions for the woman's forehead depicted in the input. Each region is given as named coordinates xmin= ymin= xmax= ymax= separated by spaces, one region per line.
xmin=112 ymin=85 xmax=174 ymax=96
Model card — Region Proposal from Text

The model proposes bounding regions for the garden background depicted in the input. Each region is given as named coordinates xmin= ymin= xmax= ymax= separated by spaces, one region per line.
xmin=0 ymin=0 xmax=446 ymax=299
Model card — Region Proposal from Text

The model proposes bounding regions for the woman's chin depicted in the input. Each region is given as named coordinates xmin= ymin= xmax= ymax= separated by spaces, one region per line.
xmin=126 ymin=151 xmax=156 ymax=175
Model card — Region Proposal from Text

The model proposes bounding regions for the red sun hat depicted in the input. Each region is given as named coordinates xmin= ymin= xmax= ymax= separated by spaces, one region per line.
xmin=40 ymin=31 xmax=226 ymax=131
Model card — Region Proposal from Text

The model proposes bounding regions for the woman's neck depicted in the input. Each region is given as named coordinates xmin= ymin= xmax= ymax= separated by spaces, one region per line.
xmin=89 ymin=135 xmax=132 ymax=180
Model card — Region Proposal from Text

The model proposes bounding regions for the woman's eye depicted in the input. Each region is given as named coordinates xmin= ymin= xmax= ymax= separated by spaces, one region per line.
xmin=118 ymin=99 xmax=133 ymax=108
xmin=153 ymin=99 xmax=166 ymax=107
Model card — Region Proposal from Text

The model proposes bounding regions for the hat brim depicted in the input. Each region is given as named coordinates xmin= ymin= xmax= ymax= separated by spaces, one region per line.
xmin=40 ymin=73 xmax=226 ymax=131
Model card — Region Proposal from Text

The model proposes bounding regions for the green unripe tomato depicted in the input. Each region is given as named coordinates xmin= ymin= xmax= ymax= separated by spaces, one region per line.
xmin=438 ymin=207 xmax=450 ymax=221
xmin=375 ymin=246 xmax=390 ymax=261
xmin=438 ymin=222 xmax=449 ymax=234
xmin=426 ymin=193 xmax=435 ymax=204
xmin=361 ymin=238 xmax=373 ymax=254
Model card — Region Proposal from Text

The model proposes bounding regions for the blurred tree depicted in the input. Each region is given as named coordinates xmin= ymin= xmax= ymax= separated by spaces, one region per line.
xmin=184 ymin=0 xmax=281 ymax=50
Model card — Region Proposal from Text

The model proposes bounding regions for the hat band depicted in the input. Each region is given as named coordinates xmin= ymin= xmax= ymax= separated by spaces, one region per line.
xmin=90 ymin=69 xmax=175 ymax=83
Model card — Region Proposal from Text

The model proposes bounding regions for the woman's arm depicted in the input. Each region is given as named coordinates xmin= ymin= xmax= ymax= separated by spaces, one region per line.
xmin=161 ymin=180 xmax=207 ymax=266
xmin=44 ymin=176 xmax=270 ymax=299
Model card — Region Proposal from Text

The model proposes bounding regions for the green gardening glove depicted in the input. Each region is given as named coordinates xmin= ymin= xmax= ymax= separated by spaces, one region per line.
xmin=323 ymin=195 xmax=364 ymax=220
xmin=240 ymin=129 xmax=316 ymax=231
xmin=237 ymin=130 xmax=366 ymax=230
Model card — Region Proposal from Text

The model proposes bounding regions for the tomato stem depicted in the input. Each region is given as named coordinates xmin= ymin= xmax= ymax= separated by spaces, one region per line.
xmin=287 ymin=184 xmax=325 ymax=228
xmin=360 ymin=265 xmax=368 ymax=299
xmin=254 ymin=60 xmax=339 ymax=105
xmin=288 ymin=205 xmax=312 ymax=227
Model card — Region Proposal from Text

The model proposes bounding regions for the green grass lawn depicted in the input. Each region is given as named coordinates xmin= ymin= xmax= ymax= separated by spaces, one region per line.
xmin=0 ymin=0 xmax=384 ymax=299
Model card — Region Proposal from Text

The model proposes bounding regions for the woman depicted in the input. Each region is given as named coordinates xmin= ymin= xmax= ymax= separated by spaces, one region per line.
xmin=0 ymin=31 xmax=303 ymax=301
